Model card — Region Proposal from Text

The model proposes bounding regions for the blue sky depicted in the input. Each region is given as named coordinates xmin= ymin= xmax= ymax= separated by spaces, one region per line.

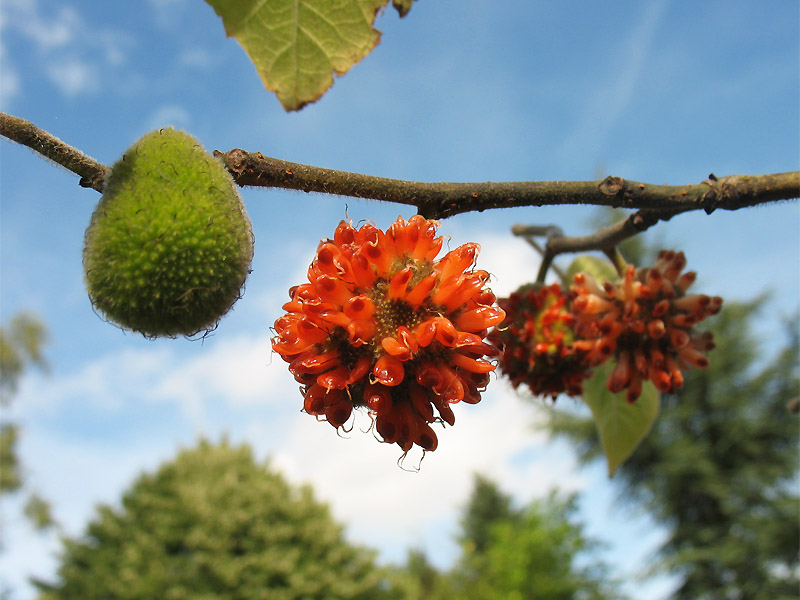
xmin=1 ymin=0 xmax=798 ymax=598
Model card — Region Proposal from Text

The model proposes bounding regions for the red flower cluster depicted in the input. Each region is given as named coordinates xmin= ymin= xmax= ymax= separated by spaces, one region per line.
xmin=571 ymin=250 xmax=722 ymax=402
xmin=489 ymin=283 xmax=592 ymax=399
xmin=271 ymin=216 xmax=504 ymax=453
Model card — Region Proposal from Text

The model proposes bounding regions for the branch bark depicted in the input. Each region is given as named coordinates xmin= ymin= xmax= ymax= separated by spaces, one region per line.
xmin=514 ymin=207 xmax=687 ymax=254
xmin=0 ymin=113 xmax=108 ymax=192
xmin=218 ymin=148 xmax=799 ymax=219
xmin=2 ymin=112 xmax=797 ymax=220
xmin=513 ymin=207 xmax=692 ymax=282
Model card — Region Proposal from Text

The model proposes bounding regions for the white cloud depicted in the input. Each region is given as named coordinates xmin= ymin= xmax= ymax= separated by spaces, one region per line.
xmin=269 ymin=381 xmax=583 ymax=567
xmin=149 ymin=336 xmax=287 ymax=409
xmin=46 ymin=59 xmax=98 ymax=96
xmin=1 ymin=0 xmax=131 ymax=99
xmin=178 ymin=48 xmax=215 ymax=69
xmin=6 ymin=3 xmax=81 ymax=51
xmin=0 ymin=52 xmax=21 ymax=108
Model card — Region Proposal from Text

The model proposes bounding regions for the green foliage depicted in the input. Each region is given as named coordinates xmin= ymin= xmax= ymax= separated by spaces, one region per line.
xmin=457 ymin=474 xmax=517 ymax=556
xmin=0 ymin=423 xmax=21 ymax=493
xmin=581 ymin=363 xmax=660 ymax=477
xmin=548 ymin=299 xmax=800 ymax=598
xmin=205 ymin=0 xmax=393 ymax=111
xmin=0 ymin=311 xmax=54 ymax=600
xmin=383 ymin=549 xmax=451 ymax=600
xmin=23 ymin=493 xmax=55 ymax=530
xmin=83 ymin=128 xmax=254 ymax=338
xmin=35 ymin=439 xmax=395 ymax=600
xmin=462 ymin=496 xmax=616 ymax=600
xmin=432 ymin=475 xmax=621 ymax=600
xmin=0 ymin=311 xmax=48 ymax=404
xmin=0 ymin=313 xmax=50 ymax=510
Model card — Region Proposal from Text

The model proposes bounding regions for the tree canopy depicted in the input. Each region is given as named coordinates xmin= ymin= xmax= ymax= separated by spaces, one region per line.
xmin=34 ymin=439 xmax=395 ymax=600
xmin=400 ymin=474 xmax=621 ymax=600
xmin=548 ymin=298 xmax=800 ymax=599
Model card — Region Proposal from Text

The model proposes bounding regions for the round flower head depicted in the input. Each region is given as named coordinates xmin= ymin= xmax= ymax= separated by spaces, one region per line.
xmin=570 ymin=250 xmax=722 ymax=402
xmin=490 ymin=283 xmax=592 ymax=399
xmin=271 ymin=216 xmax=504 ymax=454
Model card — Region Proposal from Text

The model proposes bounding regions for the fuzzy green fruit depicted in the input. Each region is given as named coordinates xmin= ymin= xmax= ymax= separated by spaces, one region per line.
xmin=83 ymin=128 xmax=254 ymax=337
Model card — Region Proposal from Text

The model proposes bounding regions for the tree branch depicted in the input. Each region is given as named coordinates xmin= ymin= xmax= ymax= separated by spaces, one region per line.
xmin=218 ymin=149 xmax=798 ymax=219
xmin=0 ymin=113 xmax=108 ymax=192
xmin=2 ymin=113 xmax=797 ymax=219
xmin=513 ymin=208 xmax=690 ymax=269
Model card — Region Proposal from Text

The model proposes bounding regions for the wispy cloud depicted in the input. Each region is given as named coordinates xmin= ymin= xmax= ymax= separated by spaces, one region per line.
xmin=46 ymin=59 xmax=99 ymax=97
xmin=4 ymin=2 xmax=81 ymax=51
xmin=557 ymin=0 xmax=669 ymax=166
xmin=0 ymin=0 xmax=131 ymax=100
xmin=0 ymin=42 xmax=21 ymax=108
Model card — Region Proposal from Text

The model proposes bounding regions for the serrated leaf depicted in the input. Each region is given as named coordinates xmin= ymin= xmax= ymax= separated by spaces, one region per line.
xmin=205 ymin=0 xmax=388 ymax=111
xmin=565 ymin=254 xmax=618 ymax=286
xmin=582 ymin=362 xmax=660 ymax=477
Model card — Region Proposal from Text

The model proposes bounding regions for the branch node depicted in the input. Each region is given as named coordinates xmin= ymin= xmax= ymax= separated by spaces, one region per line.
xmin=224 ymin=149 xmax=249 ymax=175
xmin=700 ymin=176 xmax=722 ymax=214
xmin=598 ymin=176 xmax=626 ymax=198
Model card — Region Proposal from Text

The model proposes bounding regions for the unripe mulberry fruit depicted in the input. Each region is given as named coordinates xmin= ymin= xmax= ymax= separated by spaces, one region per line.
xmin=83 ymin=128 xmax=254 ymax=337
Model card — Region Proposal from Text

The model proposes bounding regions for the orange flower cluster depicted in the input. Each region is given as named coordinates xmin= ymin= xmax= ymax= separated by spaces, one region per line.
xmin=272 ymin=216 xmax=504 ymax=453
xmin=490 ymin=283 xmax=592 ymax=399
xmin=571 ymin=250 xmax=722 ymax=402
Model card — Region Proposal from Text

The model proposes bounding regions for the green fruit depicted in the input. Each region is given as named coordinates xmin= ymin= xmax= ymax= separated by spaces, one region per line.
xmin=83 ymin=128 xmax=254 ymax=338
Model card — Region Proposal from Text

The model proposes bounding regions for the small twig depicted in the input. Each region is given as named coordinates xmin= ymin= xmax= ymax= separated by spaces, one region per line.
xmin=510 ymin=225 xmax=568 ymax=284
xmin=604 ymin=247 xmax=629 ymax=276
xmin=544 ymin=208 xmax=684 ymax=257
xmin=0 ymin=113 xmax=108 ymax=192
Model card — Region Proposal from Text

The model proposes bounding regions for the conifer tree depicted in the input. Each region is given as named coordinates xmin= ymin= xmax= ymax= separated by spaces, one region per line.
xmin=548 ymin=299 xmax=800 ymax=599
xmin=412 ymin=475 xmax=620 ymax=600
xmin=34 ymin=440 xmax=396 ymax=600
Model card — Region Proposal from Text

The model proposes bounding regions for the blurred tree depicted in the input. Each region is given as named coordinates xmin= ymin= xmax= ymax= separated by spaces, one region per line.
xmin=0 ymin=312 xmax=54 ymax=537
xmin=411 ymin=475 xmax=620 ymax=600
xmin=34 ymin=439 xmax=398 ymax=600
xmin=384 ymin=548 xmax=451 ymax=600
xmin=547 ymin=299 xmax=800 ymax=599
xmin=1 ymin=312 xmax=48 ymax=493
xmin=458 ymin=474 xmax=518 ymax=556
xmin=0 ymin=312 xmax=48 ymax=400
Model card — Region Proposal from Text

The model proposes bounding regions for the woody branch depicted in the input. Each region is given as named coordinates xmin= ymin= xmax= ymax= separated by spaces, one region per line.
xmin=2 ymin=112 xmax=798 ymax=222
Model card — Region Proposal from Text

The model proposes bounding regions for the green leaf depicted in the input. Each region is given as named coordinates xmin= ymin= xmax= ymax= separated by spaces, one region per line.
xmin=205 ymin=0 xmax=388 ymax=111
xmin=581 ymin=362 xmax=660 ymax=477
xmin=565 ymin=254 xmax=618 ymax=285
